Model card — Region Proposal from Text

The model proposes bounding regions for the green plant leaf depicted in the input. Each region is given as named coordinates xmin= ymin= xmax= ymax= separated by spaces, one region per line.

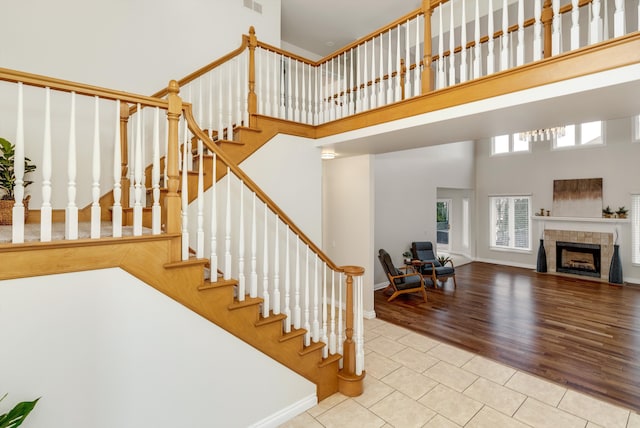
xmin=0 ymin=396 xmax=39 ymax=428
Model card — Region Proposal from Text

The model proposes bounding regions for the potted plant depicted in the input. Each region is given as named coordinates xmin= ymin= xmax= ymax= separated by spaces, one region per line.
xmin=402 ymin=251 xmax=413 ymax=263
xmin=602 ymin=205 xmax=614 ymax=218
xmin=0 ymin=137 xmax=36 ymax=225
xmin=0 ymin=393 xmax=39 ymax=427
xmin=437 ymin=255 xmax=452 ymax=266
xmin=616 ymin=206 xmax=628 ymax=219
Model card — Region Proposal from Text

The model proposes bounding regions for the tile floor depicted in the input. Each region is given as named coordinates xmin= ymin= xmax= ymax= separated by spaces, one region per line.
xmin=280 ymin=317 xmax=640 ymax=428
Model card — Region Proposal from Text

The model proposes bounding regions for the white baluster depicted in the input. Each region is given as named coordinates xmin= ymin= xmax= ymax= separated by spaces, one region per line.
xmin=414 ymin=16 xmax=421 ymax=96
xmin=321 ymin=263 xmax=329 ymax=357
xmin=294 ymin=59 xmax=300 ymax=122
xmin=349 ymin=48 xmax=356 ymax=115
xmin=65 ymin=91 xmax=78 ymax=240
xmin=242 ymin=52 xmax=249 ymax=126
xmin=217 ymin=69 xmax=224 ymax=140
xmin=449 ymin=2 xmax=456 ymax=84
xmin=395 ymin=24 xmax=402 ymax=101
xmin=500 ymin=0 xmax=510 ymax=71
xmin=356 ymin=46 xmax=363 ymax=112
xmin=337 ymin=272 xmax=344 ymax=356
xmin=487 ymin=0 xmax=495 ymax=75
xmin=473 ymin=0 xmax=482 ymax=79
xmin=613 ymin=0 xmax=625 ymax=37
xmin=262 ymin=203 xmax=270 ymax=317
xmin=314 ymin=65 xmax=320 ymax=124
xmin=404 ymin=19 xmax=410 ymax=96
xmin=533 ymin=0 xmax=543 ymax=61
xmin=355 ymin=275 xmax=365 ymax=376
xmin=571 ymin=0 xmax=580 ymax=50
xmin=280 ymin=55 xmax=287 ymax=119
xmin=264 ymin=50 xmax=272 ymax=117
xmin=517 ymin=0 xmax=525 ymax=65
xmin=196 ymin=139 xmax=204 ymax=257
xmin=181 ymin=125 xmax=189 ymax=260
xmin=312 ymin=254 xmax=320 ymax=342
xmin=294 ymin=238 xmax=301 ymax=329
xmin=273 ymin=52 xmax=279 ymax=119
xmin=330 ymin=58 xmax=336 ymax=120
xmin=152 ymin=107 xmax=161 ymax=235
xmin=250 ymin=193 xmax=258 ymax=298
xmin=304 ymin=246 xmax=311 ymax=346
xmin=112 ymin=100 xmax=123 ymax=238
xmin=208 ymin=72 xmax=214 ymax=140
xmin=590 ymin=0 xmax=603 ymax=44
xmin=40 ymin=87 xmax=52 ymax=242
xmin=438 ymin=6 xmax=445 ymax=87
xmin=256 ymin=49 xmax=263 ymax=115
xmin=343 ymin=54 xmax=349 ymax=118
xmin=329 ymin=269 xmax=337 ymax=354
xmin=210 ymin=153 xmax=218 ymax=282
xmin=387 ymin=30 xmax=394 ymax=104
xmin=287 ymin=57 xmax=293 ymax=120
xmin=227 ymin=66 xmax=233 ymax=140
xmin=379 ymin=32 xmax=385 ymax=105
xmin=284 ymin=225 xmax=291 ymax=333
xmin=460 ymin=1 xmax=468 ymax=83
xmin=363 ymin=41 xmax=369 ymax=110
xmin=12 ymin=82 xmax=25 ymax=244
xmin=370 ymin=37 xmax=377 ymax=109
xmin=238 ymin=182 xmax=246 ymax=300
xmin=91 ymin=96 xmax=101 ymax=239
xmin=133 ymin=106 xmax=143 ymax=236
xmin=224 ymin=167 xmax=232 ymax=279
xmin=552 ymin=0 xmax=562 ymax=55
xmin=273 ymin=217 xmax=280 ymax=314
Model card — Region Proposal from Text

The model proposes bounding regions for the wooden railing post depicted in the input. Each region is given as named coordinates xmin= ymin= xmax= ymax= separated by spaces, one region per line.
xmin=542 ymin=0 xmax=554 ymax=58
xmin=338 ymin=265 xmax=365 ymax=397
xmin=164 ymin=80 xmax=182 ymax=239
xmin=119 ymin=102 xmax=131 ymax=208
xmin=421 ymin=0 xmax=434 ymax=93
xmin=400 ymin=58 xmax=407 ymax=100
xmin=247 ymin=26 xmax=258 ymax=127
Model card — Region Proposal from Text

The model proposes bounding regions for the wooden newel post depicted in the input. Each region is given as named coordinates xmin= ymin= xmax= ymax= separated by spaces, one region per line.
xmin=542 ymin=0 xmax=553 ymax=58
xmin=119 ymin=102 xmax=131 ymax=208
xmin=164 ymin=80 xmax=182 ymax=239
xmin=247 ymin=26 xmax=258 ymax=127
xmin=338 ymin=265 xmax=366 ymax=397
xmin=400 ymin=59 xmax=407 ymax=100
xmin=421 ymin=0 xmax=434 ymax=93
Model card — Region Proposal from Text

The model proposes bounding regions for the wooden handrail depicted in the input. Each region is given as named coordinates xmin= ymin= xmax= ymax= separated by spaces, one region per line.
xmin=181 ymin=104 xmax=343 ymax=273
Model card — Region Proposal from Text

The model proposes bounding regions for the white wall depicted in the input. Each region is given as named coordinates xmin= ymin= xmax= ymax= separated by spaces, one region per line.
xmin=474 ymin=116 xmax=640 ymax=283
xmin=373 ymin=141 xmax=475 ymax=285
xmin=323 ymin=155 xmax=375 ymax=316
xmin=0 ymin=268 xmax=315 ymax=428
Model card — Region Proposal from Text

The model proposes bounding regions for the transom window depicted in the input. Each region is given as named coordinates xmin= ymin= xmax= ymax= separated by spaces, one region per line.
xmin=553 ymin=121 xmax=604 ymax=149
xmin=492 ymin=133 xmax=530 ymax=155
xmin=490 ymin=196 xmax=531 ymax=251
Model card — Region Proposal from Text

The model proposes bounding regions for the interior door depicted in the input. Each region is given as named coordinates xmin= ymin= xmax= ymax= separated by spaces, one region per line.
xmin=437 ymin=199 xmax=451 ymax=251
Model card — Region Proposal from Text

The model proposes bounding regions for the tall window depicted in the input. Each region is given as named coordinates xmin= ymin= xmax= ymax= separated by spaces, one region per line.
xmin=633 ymin=115 xmax=640 ymax=143
xmin=553 ymin=121 xmax=604 ymax=148
xmin=632 ymin=195 xmax=640 ymax=264
xmin=490 ymin=196 xmax=531 ymax=251
xmin=462 ymin=198 xmax=469 ymax=249
xmin=492 ymin=133 xmax=530 ymax=155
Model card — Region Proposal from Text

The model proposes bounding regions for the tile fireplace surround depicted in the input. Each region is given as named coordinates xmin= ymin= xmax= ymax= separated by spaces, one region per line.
xmin=544 ymin=229 xmax=614 ymax=279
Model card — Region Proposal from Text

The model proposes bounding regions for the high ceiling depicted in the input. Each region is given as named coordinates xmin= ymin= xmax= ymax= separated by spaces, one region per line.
xmin=281 ymin=0 xmax=421 ymax=57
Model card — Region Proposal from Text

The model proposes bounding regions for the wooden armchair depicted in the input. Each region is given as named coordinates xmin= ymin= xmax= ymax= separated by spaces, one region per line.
xmin=377 ymin=249 xmax=428 ymax=302
xmin=410 ymin=241 xmax=457 ymax=287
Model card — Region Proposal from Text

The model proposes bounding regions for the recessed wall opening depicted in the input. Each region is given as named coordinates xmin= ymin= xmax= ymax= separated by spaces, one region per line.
xmin=556 ymin=241 xmax=601 ymax=278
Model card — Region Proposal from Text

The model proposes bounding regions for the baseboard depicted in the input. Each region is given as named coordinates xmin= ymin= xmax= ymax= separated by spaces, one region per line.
xmin=374 ymin=281 xmax=388 ymax=291
xmin=364 ymin=309 xmax=377 ymax=319
xmin=474 ymin=257 xmax=536 ymax=270
xmin=248 ymin=393 xmax=317 ymax=428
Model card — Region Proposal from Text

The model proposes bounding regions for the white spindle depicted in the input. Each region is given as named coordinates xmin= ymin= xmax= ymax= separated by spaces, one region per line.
xmin=264 ymin=50 xmax=271 ymax=117
xmin=65 ymin=91 xmax=78 ymax=240
xmin=287 ymin=57 xmax=293 ymax=120
xmin=349 ymin=49 xmax=356 ymax=115
xmin=533 ymin=0 xmax=543 ymax=61
xmin=280 ymin=55 xmax=287 ymax=119
xmin=12 ymin=82 xmax=25 ymax=244
xmin=217 ymin=69 xmax=224 ymax=140
xmin=262 ymin=203 xmax=270 ymax=317
xmin=329 ymin=269 xmax=337 ymax=354
xmin=501 ymin=0 xmax=510 ymax=71
xmin=590 ymin=0 xmax=603 ymax=44
xmin=337 ymin=272 xmax=344 ymax=355
xmin=487 ymin=0 xmax=495 ymax=75
xmin=516 ymin=0 xmax=525 ymax=65
xmin=414 ymin=16 xmax=421 ymax=96
xmin=552 ymin=0 xmax=562 ymax=55
xmin=404 ymin=19 xmax=410 ymax=96
xmin=308 ymin=63 xmax=314 ymax=124
xmin=473 ymin=0 xmax=482 ymax=79
xmin=250 ymin=193 xmax=258 ymax=298
xmin=613 ymin=0 xmax=625 ymax=37
xmin=273 ymin=218 xmax=281 ymax=314
xmin=242 ymin=52 xmax=249 ymax=126
xmin=208 ymin=72 xmax=214 ymax=140
xmin=284 ymin=225 xmax=291 ymax=333
xmin=395 ymin=24 xmax=402 ymax=101
xmin=210 ymin=153 xmax=218 ymax=282
xmin=257 ymin=49 xmax=264 ymax=115
xmin=90 ymin=96 xmax=101 ymax=239
xmin=294 ymin=60 xmax=300 ymax=122
xmin=355 ymin=275 xmax=365 ymax=376
xmin=304 ymin=246 xmax=311 ymax=346
xmin=294 ymin=238 xmax=301 ymax=329
xmin=40 ymin=87 xmax=52 ymax=242
xmin=449 ymin=3 xmax=456 ymax=85
xmin=387 ymin=30 xmax=394 ymax=103
xmin=460 ymin=1 xmax=468 ymax=83
xmin=571 ymin=0 xmax=581 ymax=50
xmin=330 ymin=58 xmax=336 ymax=120
xmin=152 ymin=107 xmax=161 ymax=235
xmin=224 ymin=167 xmax=232 ymax=279
xmin=227 ymin=66 xmax=233 ymax=140
xmin=438 ymin=6 xmax=445 ymax=87
xmin=133 ymin=106 xmax=143 ymax=236
xmin=181 ymin=125 xmax=189 ymax=261
xmin=196 ymin=139 xmax=204 ymax=257
xmin=363 ymin=41 xmax=369 ymax=110
xmin=379 ymin=38 xmax=385 ymax=106
xmin=370 ymin=37 xmax=377 ymax=109
xmin=356 ymin=46 xmax=363 ymax=112
xmin=343 ymin=54 xmax=349 ymax=118
xmin=312 ymin=254 xmax=320 ymax=342
xmin=238 ymin=182 xmax=246 ymax=300
xmin=314 ymin=65 xmax=320 ymax=124
xmin=273 ymin=52 xmax=279 ymax=119
xmin=321 ymin=264 xmax=329 ymax=357
xmin=112 ymin=100 xmax=123 ymax=238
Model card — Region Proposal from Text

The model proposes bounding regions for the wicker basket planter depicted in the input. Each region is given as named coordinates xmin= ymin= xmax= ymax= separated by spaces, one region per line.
xmin=0 ymin=196 xmax=30 ymax=225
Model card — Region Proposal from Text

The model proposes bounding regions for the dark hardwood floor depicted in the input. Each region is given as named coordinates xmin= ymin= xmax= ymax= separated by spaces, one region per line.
xmin=374 ymin=262 xmax=640 ymax=412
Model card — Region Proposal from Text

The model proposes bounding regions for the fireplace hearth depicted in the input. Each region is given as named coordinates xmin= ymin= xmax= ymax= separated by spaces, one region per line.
xmin=556 ymin=241 xmax=601 ymax=278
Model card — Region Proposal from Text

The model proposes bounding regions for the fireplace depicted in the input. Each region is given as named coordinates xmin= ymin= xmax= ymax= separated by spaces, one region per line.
xmin=556 ymin=241 xmax=601 ymax=278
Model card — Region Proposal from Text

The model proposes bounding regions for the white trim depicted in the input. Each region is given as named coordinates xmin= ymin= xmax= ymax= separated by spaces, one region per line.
xmin=249 ymin=394 xmax=317 ymax=428
xmin=363 ymin=309 xmax=377 ymax=319
xmin=474 ymin=257 xmax=535 ymax=270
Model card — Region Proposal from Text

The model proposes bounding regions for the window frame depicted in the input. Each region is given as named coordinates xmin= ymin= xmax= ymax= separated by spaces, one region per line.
xmin=489 ymin=195 xmax=532 ymax=252
xmin=552 ymin=121 xmax=605 ymax=150
xmin=491 ymin=133 xmax=531 ymax=156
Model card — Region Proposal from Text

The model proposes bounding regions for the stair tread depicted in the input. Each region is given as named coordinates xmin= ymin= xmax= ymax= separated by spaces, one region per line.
xmin=300 ymin=340 xmax=326 ymax=356
xmin=164 ymin=258 xmax=208 ymax=269
xmin=279 ymin=328 xmax=307 ymax=343
xmin=215 ymin=138 xmax=244 ymax=146
xmin=228 ymin=295 xmax=263 ymax=310
xmin=198 ymin=278 xmax=237 ymax=290
xmin=255 ymin=312 xmax=287 ymax=327
xmin=319 ymin=352 xmax=342 ymax=368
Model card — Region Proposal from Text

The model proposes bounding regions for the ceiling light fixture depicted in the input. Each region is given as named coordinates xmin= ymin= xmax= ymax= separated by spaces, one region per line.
xmin=321 ymin=151 xmax=336 ymax=160
xmin=519 ymin=126 xmax=566 ymax=142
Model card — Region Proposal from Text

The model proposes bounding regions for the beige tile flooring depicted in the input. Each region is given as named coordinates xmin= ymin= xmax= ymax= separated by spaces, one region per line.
xmin=280 ymin=317 xmax=640 ymax=428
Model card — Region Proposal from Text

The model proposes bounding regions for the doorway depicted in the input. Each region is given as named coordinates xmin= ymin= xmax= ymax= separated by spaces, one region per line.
xmin=436 ymin=199 xmax=451 ymax=252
